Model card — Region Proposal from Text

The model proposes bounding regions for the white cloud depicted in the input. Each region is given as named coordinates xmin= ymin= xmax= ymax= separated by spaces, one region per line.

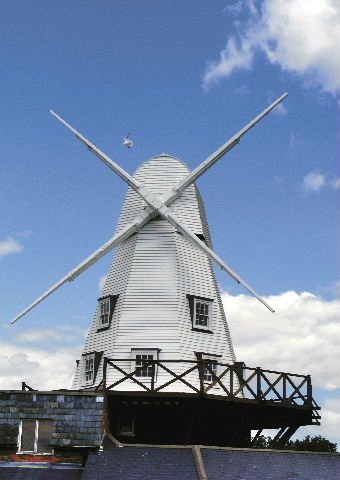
xmin=0 ymin=237 xmax=23 ymax=260
xmin=302 ymin=171 xmax=326 ymax=191
xmin=0 ymin=341 xmax=81 ymax=390
xmin=298 ymin=397 xmax=340 ymax=445
xmin=272 ymin=101 xmax=287 ymax=116
xmin=302 ymin=171 xmax=340 ymax=192
xmin=289 ymin=133 xmax=303 ymax=146
xmin=331 ymin=177 xmax=340 ymax=190
xmin=16 ymin=327 xmax=86 ymax=344
xmin=203 ymin=0 xmax=340 ymax=95
xmin=234 ymin=84 xmax=250 ymax=96
xmin=222 ymin=290 xmax=340 ymax=390
xmin=224 ymin=1 xmax=244 ymax=15
xmin=203 ymin=37 xmax=253 ymax=90
xmin=98 ymin=274 xmax=107 ymax=291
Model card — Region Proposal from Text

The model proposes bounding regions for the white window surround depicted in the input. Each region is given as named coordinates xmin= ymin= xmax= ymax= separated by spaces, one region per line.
xmin=193 ymin=297 xmax=212 ymax=331
xmin=18 ymin=419 xmax=53 ymax=454
xmin=202 ymin=353 xmax=221 ymax=384
xmin=131 ymin=349 xmax=159 ymax=381
xmin=98 ymin=297 xmax=110 ymax=327
xmin=83 ymin=353 xmax=95 ymax=385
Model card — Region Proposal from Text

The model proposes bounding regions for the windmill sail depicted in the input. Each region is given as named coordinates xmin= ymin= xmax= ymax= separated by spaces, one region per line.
xmin=73 ymin=154 xmax=236 ymax=391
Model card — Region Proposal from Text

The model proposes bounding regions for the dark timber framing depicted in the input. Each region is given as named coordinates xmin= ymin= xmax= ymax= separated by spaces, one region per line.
xmin=100 ymin=358 xmax=319 ymax=416
xmin=95 ymin=358 xmax=320 ymax=447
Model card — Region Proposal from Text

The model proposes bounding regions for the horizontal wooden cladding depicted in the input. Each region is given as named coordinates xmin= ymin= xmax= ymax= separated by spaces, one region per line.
xmin=73 ymin=155 xmax=237 ymax=390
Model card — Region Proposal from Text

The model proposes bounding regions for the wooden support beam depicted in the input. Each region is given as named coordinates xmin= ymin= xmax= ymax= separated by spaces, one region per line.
xmin=192 ymin=445 xmax=208 ymax=480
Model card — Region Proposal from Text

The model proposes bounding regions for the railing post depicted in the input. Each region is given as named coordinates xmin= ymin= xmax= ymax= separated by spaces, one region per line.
xmin=283 ymin=374 xmax=287 ymax=404
xmin=307 ymin=375 xmax=312 ymax=407
xmin=256 ymin=367 xmax=262 ymax=401
xmin=151 ymin=361 xmax=155 ymax=392
xmin=103 ymin=358 xmax=107 ymax=391
xmin=198 ymin=360 xmax=205 ymax=395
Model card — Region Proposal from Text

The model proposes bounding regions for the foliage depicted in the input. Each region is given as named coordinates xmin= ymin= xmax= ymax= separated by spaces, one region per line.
xmin=251 ymin=434 xmax=337 ymax=452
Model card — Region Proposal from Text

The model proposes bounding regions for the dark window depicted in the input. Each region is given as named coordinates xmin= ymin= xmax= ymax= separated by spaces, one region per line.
xmin=85 ymin=355 xmax=94 ymax=384
xmin=19 ymin=419 xmax=53 ymax=453
xmin=187 ymin=295 xmax=214 ymax=332
xmin=117 ymin=414 xmax=135 ymax=436
xmin=194 ymin=300 xmax=210 ymax=328
xmin=204 ymin=360 xmax=218 ymax=383
xmin=82 ymin=351 xmax=103 ymax=386
xmin=37 ymin=420 xmax=54 ymax=454
xmin=135 ymin=353 xmax=154 ymax=378
xmin=20 ymin=419 xmax=36 ymax=452
xmin=131 ymin=349 xmax=160 ymax=380
xmin=97 ymin=295 xmax=119 ymax=331
xmin=99 ymin=298 xmax=110 ymax=325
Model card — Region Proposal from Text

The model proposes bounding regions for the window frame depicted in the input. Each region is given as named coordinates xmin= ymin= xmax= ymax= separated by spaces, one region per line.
xmin=18 ymin=419 xmax=53 ymax=455
xmin=187 ymin=295 xmax=214 ymax=333
xmin=131 ymin=348 xmax=160 ymax=382
xmin=96 ymin=294 xmax=119 ymax=332
xmin=195 ymin=352 xmax=222 ymax=386
xmin=117 ymin=414 xmax=135 ymax=437
xmin=82 ymin=351 xmax=104 ymax=387
xmin=83 ymin=353 xmax=95 ymax=386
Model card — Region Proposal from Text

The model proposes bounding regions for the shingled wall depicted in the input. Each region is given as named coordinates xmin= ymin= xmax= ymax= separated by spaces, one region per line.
xmin=0 ymin=391 xmax=104 ymax=449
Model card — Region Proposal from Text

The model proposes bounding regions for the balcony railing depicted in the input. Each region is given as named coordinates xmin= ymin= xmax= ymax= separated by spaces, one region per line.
xmin=98 ymin=358 xmax=320 ymax=423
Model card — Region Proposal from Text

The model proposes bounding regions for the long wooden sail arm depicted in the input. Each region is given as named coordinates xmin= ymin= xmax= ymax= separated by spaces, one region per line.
xmin=12 ymin=96 xmax=283 ymax=324
xmin=10 ymin=212 xmax=154 ymax=324
xmin=49 ymin=112 xmax=274 ymax=311
xmin=166 ymin=93 xmax=288 ymax=202
xmin=50 ymin=111 xmax=142 ymax=194
xmin=153 ymin=204 xmax=275 ymax=313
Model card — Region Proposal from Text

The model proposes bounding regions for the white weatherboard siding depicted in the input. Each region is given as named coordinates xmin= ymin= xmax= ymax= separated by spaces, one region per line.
xmin=72 ymin=155 xmax=237 ymax=392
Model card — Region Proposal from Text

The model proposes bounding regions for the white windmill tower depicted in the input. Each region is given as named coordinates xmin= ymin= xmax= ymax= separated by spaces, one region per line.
xmin=12 ymin=93 xmax=320 ymax=447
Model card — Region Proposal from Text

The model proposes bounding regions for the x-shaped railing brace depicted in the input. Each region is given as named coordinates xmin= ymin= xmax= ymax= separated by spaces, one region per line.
xmin=11 ymin=93 xmax=288 ymax=324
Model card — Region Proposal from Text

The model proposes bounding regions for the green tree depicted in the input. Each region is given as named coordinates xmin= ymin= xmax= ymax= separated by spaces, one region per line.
xmin=251 ymin=434 xmax=337 ymax=452
xmin=285 ymin=435 xmax=337 ymax=453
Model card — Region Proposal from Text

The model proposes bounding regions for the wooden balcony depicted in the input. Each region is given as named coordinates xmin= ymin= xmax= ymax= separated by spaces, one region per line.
xmin=98 ymin=358 xmax=320 ymax=426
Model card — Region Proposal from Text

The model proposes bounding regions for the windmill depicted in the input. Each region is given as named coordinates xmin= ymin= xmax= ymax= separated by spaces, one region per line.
xmin=10 ymin=93 xmax=320 ymax=447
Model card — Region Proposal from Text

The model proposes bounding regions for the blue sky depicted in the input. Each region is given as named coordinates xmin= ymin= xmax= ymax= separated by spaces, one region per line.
xmin=0 ymin=1 xmax=339 ymax=446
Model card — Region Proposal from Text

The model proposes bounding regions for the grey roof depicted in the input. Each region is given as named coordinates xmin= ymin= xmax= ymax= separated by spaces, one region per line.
xmin=201 ymin=448 xmax=340 ymax=480
xmin=81 ymin=445 xmax=340 ymax=480
xmin=82 ymin=447 xmax=197 ymax=479
xmin=0 ymin=463 xmax=83 ymax=480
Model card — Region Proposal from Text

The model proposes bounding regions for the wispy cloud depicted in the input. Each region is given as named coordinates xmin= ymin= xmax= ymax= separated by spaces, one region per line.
xmin=234 ymin=84 xmax=250 ymax=96
xmin=272 ymin=101 xmax=287 ymax=116
xmin=331 ymin=177 xmax=340 ymax=190
xmin=289 ymin=133 xmax=303 ymax=147
xmin=98 ymin=274 xmax=107 ymax=291
xmin=302 ymin=171 xmax=340 ymax=193
xmin=0 ymin=237 xmax=23 ymax=260
xmin=203 ymin=0 xmax=340 ymax=95
xmin=203 ymin=37 xmax=253 ymax=91
xmin=16 ymin=326 xmax=86 ymax=344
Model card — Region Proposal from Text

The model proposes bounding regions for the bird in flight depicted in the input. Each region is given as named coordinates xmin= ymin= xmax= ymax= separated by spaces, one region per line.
xmin=123 ymin=132 xmax=133 ymax=148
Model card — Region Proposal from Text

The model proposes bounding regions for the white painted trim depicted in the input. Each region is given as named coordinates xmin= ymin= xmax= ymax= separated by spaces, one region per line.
xmin=83 ymin=353 xmax=95 ymax=386
xmin=202 ymin=353 xmax=220 ymax=386
xmin=98 ymin=297 xmax=110 ymax=328
xmin=131 ymin=348 xmax=159 ymax=381
xmin=17 ymin=420 xmax=22 ymax=452
xmin=18 ymin=419 xmax=38 ymax=454
xmin=193 ymin=297 xmax=212 ymax=331
xmin=34 ymin=420 xmax=39 ymax=453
